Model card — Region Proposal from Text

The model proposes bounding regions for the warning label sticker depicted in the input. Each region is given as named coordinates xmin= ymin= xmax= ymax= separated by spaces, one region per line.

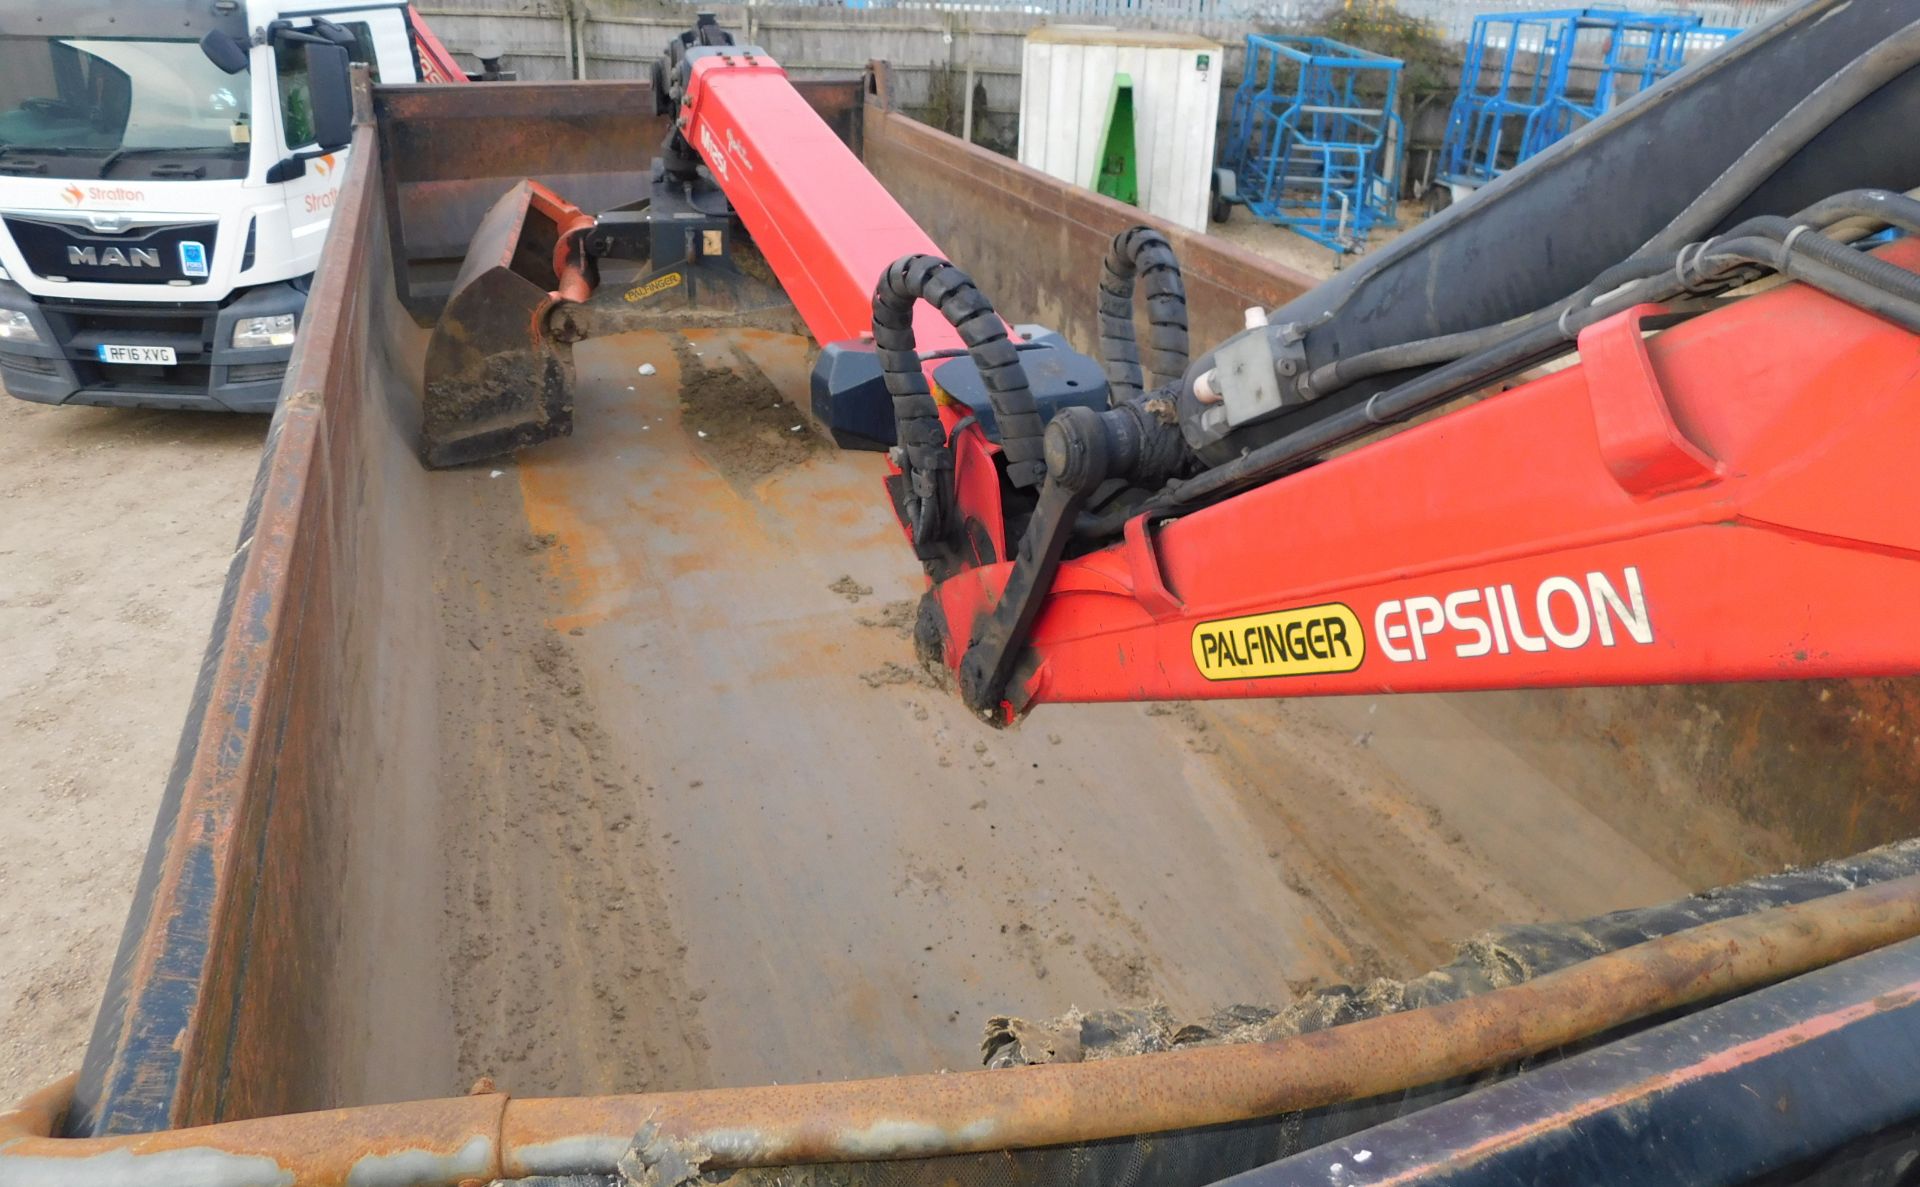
xmin=1191 ymin=603 xmax=1365 ymax=681
xmin=624 ymin=271 xmax=684 ymax=303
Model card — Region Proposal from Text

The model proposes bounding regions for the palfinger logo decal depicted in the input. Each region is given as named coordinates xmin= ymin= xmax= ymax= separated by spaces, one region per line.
xmin=624 ymin=271 xmax=684 ymax=303
xmin=1192 ymin=603 xmax=1365 ymax=681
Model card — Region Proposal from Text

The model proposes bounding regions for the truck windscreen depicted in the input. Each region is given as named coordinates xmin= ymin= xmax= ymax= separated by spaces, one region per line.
xmin=0 ymin=36 xmax=250 ymax=180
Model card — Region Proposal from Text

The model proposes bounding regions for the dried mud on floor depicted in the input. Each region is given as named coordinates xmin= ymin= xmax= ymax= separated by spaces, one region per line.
xmin=671 ymin=335 xmax=824 ymax=485
xmin=434 ymin=477 xmax=715 ymax=1096
xmin=409 ymin=328 xmax=1697 ymax=1099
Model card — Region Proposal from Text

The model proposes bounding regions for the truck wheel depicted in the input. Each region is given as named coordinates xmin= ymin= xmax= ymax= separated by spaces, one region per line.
xmin=1210 ymin=192 xmax=1232 ymax=224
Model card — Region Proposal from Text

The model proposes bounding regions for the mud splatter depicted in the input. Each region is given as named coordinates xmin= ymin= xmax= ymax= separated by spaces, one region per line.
xmin=1084 ymin=942 xmax=1154 ymax=1001
xmin=829 ymin=575 xmax=873 ymax=603
xmin=856 ymin=598 xmax=918 ymax=638
xmin=673 ymin=336 xmax=823 ymax=484
xmin=859 ymin=661 xmax=942 ymax=690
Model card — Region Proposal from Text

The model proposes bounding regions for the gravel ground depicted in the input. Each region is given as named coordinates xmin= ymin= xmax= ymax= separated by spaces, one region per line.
xmin=1210 ymin=201 xmax=1420 ymax=282
xmin=0 ymin=396 xmax=263 ymax=1098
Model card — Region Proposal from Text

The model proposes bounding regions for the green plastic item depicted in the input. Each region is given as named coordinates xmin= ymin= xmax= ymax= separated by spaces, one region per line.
xmin=1093 ymin=73 xmax=1139 ymax=207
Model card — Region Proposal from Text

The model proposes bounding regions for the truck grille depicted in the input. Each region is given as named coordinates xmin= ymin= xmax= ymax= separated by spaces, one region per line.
xmin=80 ymin=363 xmax=216 ymax=394
xmin=4 ymin=217 xmax=219 ymax=285
xmin=36 ymin=299 xmax=217 ymax=396
xmin=64 ymin=308 xmax=207 ymax=340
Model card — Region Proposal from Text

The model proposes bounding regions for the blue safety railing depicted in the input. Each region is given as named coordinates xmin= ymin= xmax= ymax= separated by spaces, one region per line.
xmin=1437 ymin=8 xmax=1740 ymax=194
xmin=1222 ymin=35 xmax=1407 ymax=254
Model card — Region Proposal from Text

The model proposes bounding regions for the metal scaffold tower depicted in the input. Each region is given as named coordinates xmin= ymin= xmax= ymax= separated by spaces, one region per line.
xmin=1221 ymin=34 xmax=1407 ymax=254
xmin=1437 ymin=8 xmax=1739 ymax=198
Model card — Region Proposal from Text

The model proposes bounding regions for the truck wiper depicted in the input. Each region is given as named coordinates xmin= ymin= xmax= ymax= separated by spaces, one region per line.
xmin=0 ymin=142 xmax=58 ymax=174
xmin=0 ymin=143 xmax=118 ymax=173
xmin=96 ymin=145 xmax=238 ymax=178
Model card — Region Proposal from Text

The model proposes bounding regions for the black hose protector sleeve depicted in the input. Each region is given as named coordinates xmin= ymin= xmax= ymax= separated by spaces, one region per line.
xmin=1098 ymin=226 xmax=1190 ymax=404
xmin=1783 ymin=226 xmax=1920 ymax=303
xmin=874 ymin=254 xmax=1047 ymax=491
xmin=871 ymin=258 xmax=950 ymax=542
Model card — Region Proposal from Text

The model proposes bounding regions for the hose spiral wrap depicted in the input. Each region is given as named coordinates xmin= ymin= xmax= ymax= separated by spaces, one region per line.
xmin=1097 ymin=227 xmax=1189 ymax=405
xmin=873 ymin=255 xmax=1046 ymax=544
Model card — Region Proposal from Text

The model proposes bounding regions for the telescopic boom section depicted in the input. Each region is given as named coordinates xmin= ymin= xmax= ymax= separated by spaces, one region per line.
xmin=682 ymin=52 xmax=961 ymax=352
xmin=693 ymin=45 xmax=1920 ymax=719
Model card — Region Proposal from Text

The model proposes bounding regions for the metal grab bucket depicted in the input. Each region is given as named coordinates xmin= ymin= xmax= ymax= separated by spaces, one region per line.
xmin=421 ymin=179 xmax=596 ymax=468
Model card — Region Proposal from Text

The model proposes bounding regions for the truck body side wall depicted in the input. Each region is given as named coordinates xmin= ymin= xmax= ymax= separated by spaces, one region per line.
xmin=67 ymin=75 xmax=1920 ymax=1140
xmin=69 ymin=102 xmax=451 ymax=1135
xmin=860 ymin=87 xmax=1310 ymax=354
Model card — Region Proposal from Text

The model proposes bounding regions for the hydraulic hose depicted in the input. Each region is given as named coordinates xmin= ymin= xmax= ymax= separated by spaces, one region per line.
xmin=1304 ymin=251 xmax=1682 ymax=397
xmin=1306 ymin=187 xmax=1920 ymax=398
xmin=872 ymin=256 xmax=1047 ymax=546
xmin=1304 ymin=310 xmax=1557 ymax=396
xmin=1169 ymin=220 xmax=1920 ymax=515
xmin=1644 ymin=16 xmax=1920 ymax=257
xmin=1305 ymin=19 xmax=1920 ymax=400
xmin=1677 ymin=218 xmax=1920 ymax=313
xmin=1797 ymin=188 xmax=1920 ymax=237
xmin=1097 ymin=227 xmax=1189 ymax=405
xmin=1695 ymin=234 xmax=1920 ymax=333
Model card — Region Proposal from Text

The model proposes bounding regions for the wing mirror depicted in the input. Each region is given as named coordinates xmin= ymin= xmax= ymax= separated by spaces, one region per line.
xmin=267 ymin=21 xmax=355 ymax=152
xmin=200 ymin=29 xmax=250 ymax=74
xmin=305 ymin=41 xmax=353 ymax=152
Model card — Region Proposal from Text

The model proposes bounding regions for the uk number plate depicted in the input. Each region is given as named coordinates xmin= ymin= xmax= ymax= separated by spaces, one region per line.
xmin=96 ymin=344 xmax=177 ymax=365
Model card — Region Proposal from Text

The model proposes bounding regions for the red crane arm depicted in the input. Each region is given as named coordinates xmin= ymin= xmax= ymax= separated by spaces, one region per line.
xmin=405 ymin=7 xmax=470 ymax=84
xmin=683 ymin=52 xmax=960 ymax=352
xmin=674 ymin=43 xmax=1920 ymax=718
xmin=928 ymin=246 xmax=1920 ymax=711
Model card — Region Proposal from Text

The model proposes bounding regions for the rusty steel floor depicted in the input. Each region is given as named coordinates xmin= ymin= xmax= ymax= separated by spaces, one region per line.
xmin=404 ymin=328 xmax=1691 ymax=1103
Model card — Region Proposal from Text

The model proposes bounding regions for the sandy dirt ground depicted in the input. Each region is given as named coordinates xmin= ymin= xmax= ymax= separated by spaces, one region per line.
xmin=1210 ymin=201 xmax=1421 ymax=282
xmin=0 ymin=398 xmax=264 ymax=1097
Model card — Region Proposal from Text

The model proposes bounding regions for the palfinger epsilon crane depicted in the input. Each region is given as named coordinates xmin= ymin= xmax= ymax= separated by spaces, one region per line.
xmin=424 ymin=2 xmax=1920 ymax=724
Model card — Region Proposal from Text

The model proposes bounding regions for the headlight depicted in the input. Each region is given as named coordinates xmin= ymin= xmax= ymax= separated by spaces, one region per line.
xmin=231 ymin=314 xmax=296 ymax=349
xmin=0 ymin=310 xmax=40 ymax=344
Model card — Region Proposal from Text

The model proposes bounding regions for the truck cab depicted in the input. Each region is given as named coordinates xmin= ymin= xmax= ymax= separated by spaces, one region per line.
xmin=0 ymin=0 xmax=421 ymax=412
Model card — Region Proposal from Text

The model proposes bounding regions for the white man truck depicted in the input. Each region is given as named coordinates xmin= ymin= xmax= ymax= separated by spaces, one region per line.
xmin=0 ymin=0 xmax=467 ymax=412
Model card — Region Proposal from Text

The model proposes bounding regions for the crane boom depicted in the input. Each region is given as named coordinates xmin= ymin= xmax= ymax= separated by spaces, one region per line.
xmin=423 ymin=5 xmax=1920 ymax=722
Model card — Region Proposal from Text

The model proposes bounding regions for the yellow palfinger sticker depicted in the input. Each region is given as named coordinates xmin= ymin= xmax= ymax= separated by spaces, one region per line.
xmin=1191 ymin=603 xmax=1365 ymax=681
xmin=624 ymin=271 xmax=684 ymax=303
